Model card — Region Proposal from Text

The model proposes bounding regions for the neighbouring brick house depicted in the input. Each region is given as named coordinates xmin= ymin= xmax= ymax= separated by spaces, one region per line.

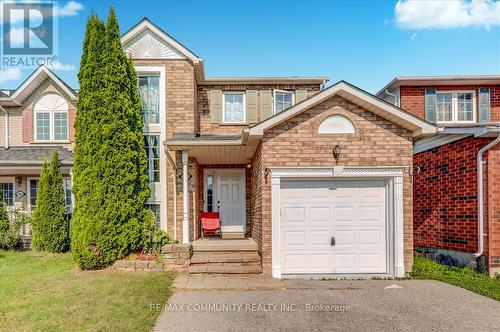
xmin=378 ymin=76 xmax=500 ymax=276
xmin=1 ymin=18 xmax=438 ymax=278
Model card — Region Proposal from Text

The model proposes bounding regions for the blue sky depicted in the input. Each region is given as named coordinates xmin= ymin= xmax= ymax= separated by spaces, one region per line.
xmin=1 ymin=0 xmax=499 ymax=93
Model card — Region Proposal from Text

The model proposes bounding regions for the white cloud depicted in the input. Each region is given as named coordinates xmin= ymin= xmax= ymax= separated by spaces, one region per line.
xmin=395 ymin=0 xmax=500 ymax=30
xmin=1 ymin=1 xmax=84 ymax=24
xmin=47 ymin=61 xmax=75 ymax=71
xmin=57 ymin=1 xmax=84 ymax=17
xmin=0 ymin=67 xmax=22 ymax=84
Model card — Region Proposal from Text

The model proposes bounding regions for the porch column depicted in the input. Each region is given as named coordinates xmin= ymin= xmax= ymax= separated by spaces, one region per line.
xmin=181 ymin=150 xmax=190 ymax=244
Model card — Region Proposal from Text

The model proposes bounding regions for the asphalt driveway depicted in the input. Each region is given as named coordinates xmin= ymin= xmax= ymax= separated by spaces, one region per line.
xmin=154 ymin=279 xmax=500 ymax=332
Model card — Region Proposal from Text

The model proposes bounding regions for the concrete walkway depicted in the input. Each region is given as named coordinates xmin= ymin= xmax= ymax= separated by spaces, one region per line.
xmin=172 ymin=273 xmax=284 ymax=290
xmin=156 ymin=278 xmax=500 ymax=332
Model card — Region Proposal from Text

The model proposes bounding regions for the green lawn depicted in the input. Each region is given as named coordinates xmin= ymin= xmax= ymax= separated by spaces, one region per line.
xmin=412 ymin=256 xmax=500 ymax=301
xmin=0 ymin=251 xmax=175 ymax=331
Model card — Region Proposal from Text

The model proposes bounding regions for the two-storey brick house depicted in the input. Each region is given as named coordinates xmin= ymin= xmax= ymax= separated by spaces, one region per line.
xmin=1 ymin=18 xmax=437 ymax=278
xmin=0 ymin=66 xmax=76 ymax=232
xmin=378 ymin=76 xmax=500 ymax=275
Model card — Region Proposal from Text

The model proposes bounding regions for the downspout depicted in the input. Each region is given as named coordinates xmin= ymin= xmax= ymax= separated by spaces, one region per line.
xmin=474 ymin=133 xmax=500 ymax=258
xmin=385 ymin=89 xmax=399 ymax=106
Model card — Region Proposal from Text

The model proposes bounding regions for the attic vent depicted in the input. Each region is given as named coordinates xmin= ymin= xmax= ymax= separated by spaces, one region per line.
xmin=318 ymin=115 xmax=355 ymax=134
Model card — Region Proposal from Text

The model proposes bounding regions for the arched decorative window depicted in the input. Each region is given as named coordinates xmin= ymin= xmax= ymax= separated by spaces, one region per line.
xmin=33 ymin=93 xmax=69 ymax=141
xmin=318 ymin=115 xmax=355 ymax=134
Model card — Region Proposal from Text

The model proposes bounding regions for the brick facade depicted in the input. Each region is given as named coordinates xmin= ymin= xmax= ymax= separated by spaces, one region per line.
xmin=413 ymin=137 xmax=492 ymax=252
xmin=400 ymin=85 xmax=500 ymax=121
xmin=486 ymin=144 xmax=500 ymax=273
xmin=254 ymin=95 xmax=414 ymax=273
xmin=197 ymin=84 xmax=320 ymax=136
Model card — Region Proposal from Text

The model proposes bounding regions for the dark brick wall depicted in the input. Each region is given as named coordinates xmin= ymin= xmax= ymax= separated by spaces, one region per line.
xmin=413 ymin=136 xmax=494 ymax=253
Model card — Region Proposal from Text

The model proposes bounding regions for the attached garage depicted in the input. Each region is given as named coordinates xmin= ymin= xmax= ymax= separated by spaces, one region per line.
xmin=280 ymin=179 xmax=388 ymax=275
xmin=270 ymin=166 xmax=406 ymax=279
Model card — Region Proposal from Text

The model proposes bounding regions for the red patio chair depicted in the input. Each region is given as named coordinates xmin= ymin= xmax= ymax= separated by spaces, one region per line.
xmin=201 ymin=212 xmax=221 ymax=238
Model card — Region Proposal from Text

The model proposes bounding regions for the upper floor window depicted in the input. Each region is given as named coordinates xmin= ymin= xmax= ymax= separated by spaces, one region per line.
xmin=274 ymin=90 xmax=294 ymax=114
xmin=144 ymin=135 xmax=160 ymax=182
xmin=223 ymin=92 xmax=245 ymax=123
xmin=34 ymin=93 xmax=69 ymax=141
xmin=138 ymin=76 xmax=160 ymax=125
xmin=436 ymin=91 xmax=475 ymax=123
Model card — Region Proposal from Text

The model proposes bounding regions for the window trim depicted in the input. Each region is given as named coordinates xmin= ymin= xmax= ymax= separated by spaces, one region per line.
xmin=138 ymin=74 xmax=161 ymax=126
xmin=222 ymin=91 xmax=246 ymax=124
xmin=27 ymin=177 xmax=73 ymax=210
xmin=0 ymin=178 xmax=15 ymax=207
xmin=27 ymin=177 xmax=39 ymax=209
xmin=33 ymin=93 xmax=69 ymax=143
xmin=273 ymin=89 xmax=295 ymax=115
xmin=435 ymin=90 xmax=477 ymax=124
xmin=144 ymin=134 xmax=161 ymax=183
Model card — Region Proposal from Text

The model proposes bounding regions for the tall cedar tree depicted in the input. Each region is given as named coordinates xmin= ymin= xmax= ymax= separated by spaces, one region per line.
xmin=71 ymin=8 xmax=150 ymax=269
xmin=31 ymin=151 xmax=68 ymax=252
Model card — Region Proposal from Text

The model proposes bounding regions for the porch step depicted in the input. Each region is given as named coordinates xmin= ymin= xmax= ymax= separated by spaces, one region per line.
xmin=192 ymin=238 xmax=258 ymax=252
xmin=221 ymin=232 xmax=245 ymax=239
xmin=189 ymin=253 xmax=262 ymax=274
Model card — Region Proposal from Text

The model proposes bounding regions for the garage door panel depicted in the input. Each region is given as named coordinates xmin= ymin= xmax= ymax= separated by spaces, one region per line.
xmin=282 ymin=206 xmax=306 ymax=223
xmin=333 ymin=206 xmax=356 ymax=222
xmin=280 ymin=179 xmax=388 ymax=275
xmin=282 ymin=254 xmax=308 ymax=272
xmin=358 ymin=206 xmax=384 ymax=223
xmin=309 ymin=230 xmax=332 ymax=246
xmin=310 ymin=254 xmax=332 ymax=271
xmin=283 ymin=230 xmax=306 ymax=246
xmin=359 ymin=230 xmax=384 ymax=246
xmin=309 ymin=207 xmax=331 ymax=223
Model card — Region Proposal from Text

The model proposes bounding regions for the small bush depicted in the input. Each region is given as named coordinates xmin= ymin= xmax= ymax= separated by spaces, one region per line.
xmin=0 ymin=208 xmax=31 ymax=250
xmin=142 ymin=209 xmax=172 ymax=255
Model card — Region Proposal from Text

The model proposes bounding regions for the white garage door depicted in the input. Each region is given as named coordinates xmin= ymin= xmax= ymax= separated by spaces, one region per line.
xmin=280 ymin=179 xmax=387 ymax=274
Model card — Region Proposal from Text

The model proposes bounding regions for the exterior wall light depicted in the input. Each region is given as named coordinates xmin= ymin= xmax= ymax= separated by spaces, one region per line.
xmin=333 ymin=145 xmax=342 ymax=164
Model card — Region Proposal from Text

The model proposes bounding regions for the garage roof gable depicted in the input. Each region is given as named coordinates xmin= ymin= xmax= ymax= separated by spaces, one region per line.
xmin=248 ymin=81 xmax=437 ymax=138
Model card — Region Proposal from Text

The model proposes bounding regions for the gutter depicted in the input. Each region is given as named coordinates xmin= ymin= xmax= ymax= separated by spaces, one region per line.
xmin=474 ymin=132 xmax=500 ymax=258
xmin=385 ymin=89 xmax=399 ymax=106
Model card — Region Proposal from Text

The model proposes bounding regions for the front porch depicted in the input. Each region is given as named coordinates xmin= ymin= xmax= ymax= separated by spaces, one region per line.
xmin=165 ymin=134 xmax=262 ymax=274
xmin=189 ymin=237 xmax=262 ymax=274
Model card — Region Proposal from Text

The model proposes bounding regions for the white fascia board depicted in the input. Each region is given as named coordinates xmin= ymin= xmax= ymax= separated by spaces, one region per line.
xmin=413 ymin=134 xmax=470 ymax=154
xmin=11 ymin=66 xmax=77 ymax=102
xmin=249 ymin=81 xmax=436 ymax=137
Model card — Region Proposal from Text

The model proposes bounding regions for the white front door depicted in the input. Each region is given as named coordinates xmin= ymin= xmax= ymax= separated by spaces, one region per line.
xmin=280 ymin=179 xmax=387 ymax=274
xmin=214 ymin=169 xmax=246 ymax=233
